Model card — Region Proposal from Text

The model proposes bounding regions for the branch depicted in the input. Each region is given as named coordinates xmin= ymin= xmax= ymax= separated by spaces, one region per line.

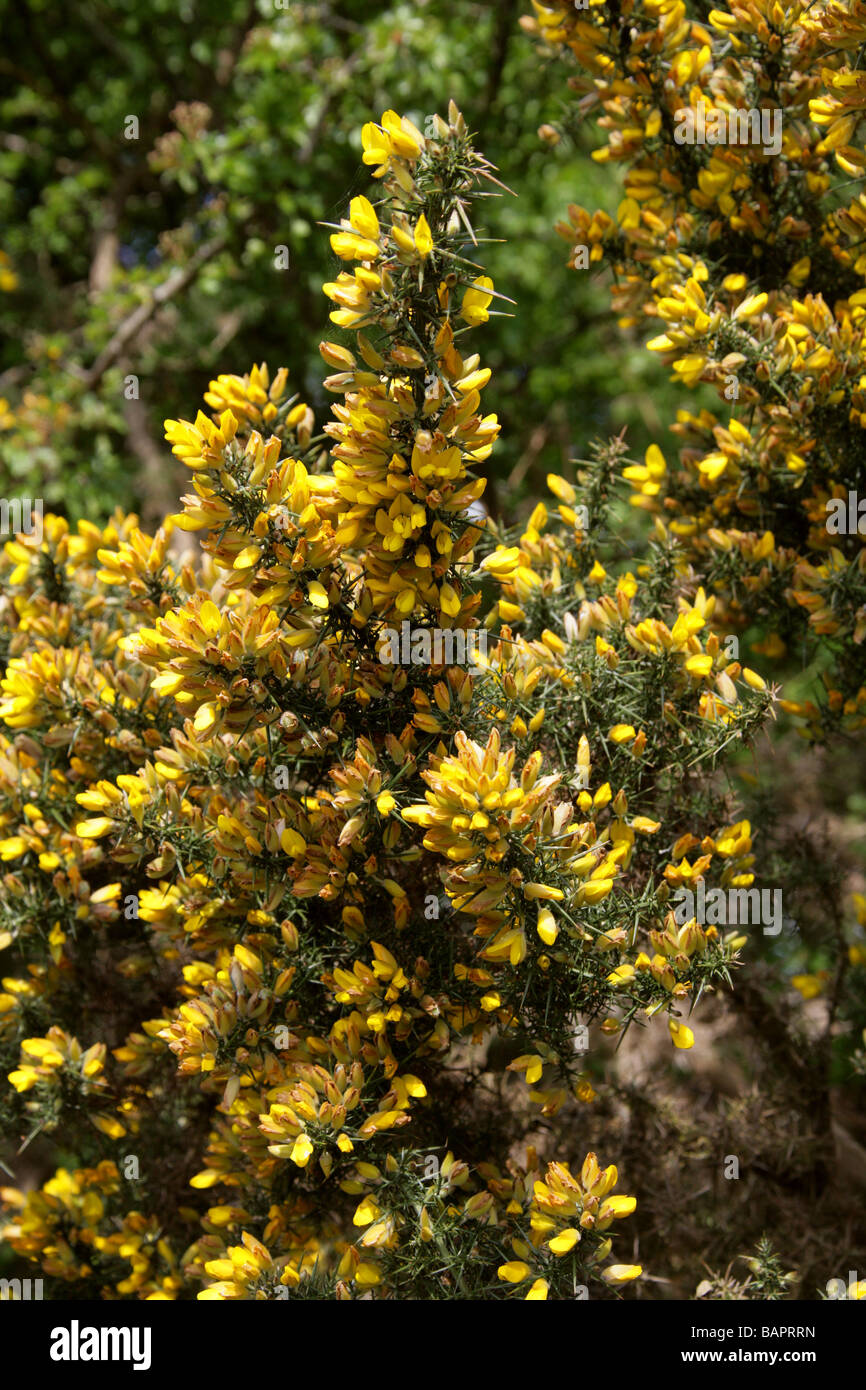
xmin=480 ymin=0 xmax=519 ymax=122
xmin=80 ymin=234 xmax=228 ymax=390
xmin=122 ymin=390 xmax=185 ymax=537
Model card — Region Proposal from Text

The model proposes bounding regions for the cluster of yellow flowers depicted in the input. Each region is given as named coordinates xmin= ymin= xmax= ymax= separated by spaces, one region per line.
xmin=321 ymin=105 xmax=498 ymax=628
xmin=0 ymin=106 xmax=775 ymax=1300
xmin=531 ymin=0 xmax=866 ymax=737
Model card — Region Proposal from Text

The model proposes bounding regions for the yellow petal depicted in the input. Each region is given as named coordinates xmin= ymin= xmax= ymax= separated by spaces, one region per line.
xmin=602 ymin=1263 xmax=643 ymax=1284
xmin=548 ymin=1228 xmax=580 ymax=1255
xmin=233 ymin=545 xmax=262 ymax=570
xmin=280 ymin=828 xmax=307 ymax=857
xmin=414 ymin=214 xmax=433 ymax=257
xmin=75 ymin=817 xmax=116 ymax=839
xmin=353 ymin=1196 xmax=381 ymax=1227
xmin=350 ymin=195 xmax=380 ymax=241
xmin=668 ymin=1018 xmax=695 ymax=1049
xmin=307 ymin=581 xmax=329 ymax=609
xmin=290 ymin=1134 xmax=314 ymax=1167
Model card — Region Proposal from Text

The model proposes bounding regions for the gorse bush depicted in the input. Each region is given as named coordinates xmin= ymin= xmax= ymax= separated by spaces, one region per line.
xmin=0 ymin=99 xmax=787 ymax=1301
xmin=528 ymin=0 xmax=866 ymax=1127
xmin=530 ymin=0 xmax=866 ymax=741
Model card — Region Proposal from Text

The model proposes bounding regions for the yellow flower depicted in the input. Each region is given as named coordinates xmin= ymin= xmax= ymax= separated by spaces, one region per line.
xmin=668 ymin=1018 xmax=695 ymax=1049
xmin=461 ymin=276 xmax=494 ymax=326
xmin=602 ymin=1264 xmax=643 ymax=1284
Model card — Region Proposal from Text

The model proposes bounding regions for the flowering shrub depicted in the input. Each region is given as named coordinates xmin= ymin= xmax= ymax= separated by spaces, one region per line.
xmin=520 ymin=1 xmax=866 ymax=1296
xmin=0 ymin=103 xmax=782 ymax=1301
xmin=530 ymin=0 xmax=866 ymax=739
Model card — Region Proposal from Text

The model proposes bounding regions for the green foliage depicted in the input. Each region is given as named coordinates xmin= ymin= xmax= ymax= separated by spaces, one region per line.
xmin=0 ymin=0 xmax=679 ymax=521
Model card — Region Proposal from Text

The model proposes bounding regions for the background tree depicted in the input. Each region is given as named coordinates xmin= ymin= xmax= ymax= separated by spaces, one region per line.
xmin=0 ymin=0 xmax=680 ymax=524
